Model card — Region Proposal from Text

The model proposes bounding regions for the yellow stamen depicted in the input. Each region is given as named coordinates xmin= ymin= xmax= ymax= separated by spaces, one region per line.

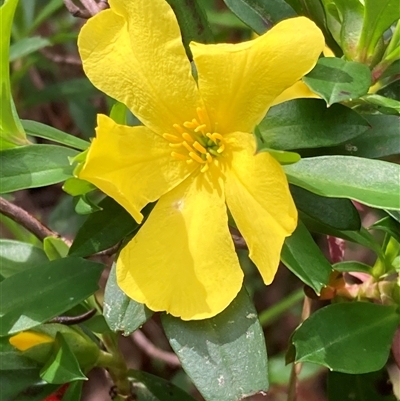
xmin=194 ymin=124 xmax=207 ymax=133
xmin=171 ymin=152 xmax=188 ymax=161
xmin=182 ymin=141 xmax=195 ymax=153
xmin=163 ymin=133 xmax=180 ymax=142
xmin=182 ymin=132 xmax=194 ymax=143
xmin=189 ymin=152 xmax=206 ymax=164
xmin=217 ymin=144 xmax=225 ymax=153
xmin=173 ymin=124 xmax=185 ymax=134
xmin=186 ymin=159 xmax=193 ymax=164
xmin=169 ymin=143 xmax=182 ymax=148
xmin=200 ymin=163 xmax=209 ymax=173
xmin=206 ymin=153 xmax=213 ymax=163
xmin=193 ymin=141 xmax=207 ymax=154
xmin=183 ymin=120 xmax=197 ymax=129
xmin=196 ymin=107 xmax=207 ymax=125
xmin=211 ymin=132 xmax=223 ymax=141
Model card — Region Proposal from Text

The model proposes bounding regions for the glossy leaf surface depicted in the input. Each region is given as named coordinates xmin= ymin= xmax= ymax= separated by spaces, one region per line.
xmin=162 ymin=288 xmax=268 ymax=401
xmin=291 ymin=302 xmax=399 ymax=373
xmin=284 ymin=156 xmax=400 ymax=210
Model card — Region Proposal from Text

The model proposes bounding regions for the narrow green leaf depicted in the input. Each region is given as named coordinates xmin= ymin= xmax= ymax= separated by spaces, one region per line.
xmin=0 ymin=145 xmax=78 ymax=193
xmin=332 ymin=0 xmax=364 ymax=59
xmin=333 ymin=261 xmax=372 ymax=274
xmin=284 ymin=156 xmax=400 ymax=210
xmin=30 ymin=0 xmax=64 ymax=33
xmin=21 ymin=120 xmax=89 ymax=150
xmin=128 ymin=369 xmax=198 ymax=401
xmin=166 ymin=0 xmax=213 ymax=59
xmin=9 ymin=36 xmax=51 ymax=61
xmin=73 ymin=194 xmax=102 ymax=215
xmin=257 ymin=99 xmax=370 ymax=151
xmin=61 ymin=381 xmax=83 ymax=401
xmin=263 ymin=148 xmax=301 ymax=165
xmin=328 ymin=370 xmax=397 ymax=401
xmin=0 ymin=0 xmax=29 ymax=149
xmin=69 ymin=197 xmax=140 ymax=257
xmin=223 ymin=0 xmax=296 ymax=34
xmin=303 ymin=58 xmax=371 ymax=105
xmin=43 ymin=237 xmax=69 ymax=261
xmin=40 ymin=333 xmax=86 ymax=384
xmin=281 ymin=221 xmax=332 ymax=293
xmin=103 ymin=264 xmax=152 ymax=335
xmin=326 ymin=114 xmax=400 ymax=159
xmin=362 ymin=94 xmax=400 ymax=114
xmin=291 ymin=185 xmax=361 ymax=231
xmin=0 ymin=257 xmax=104 ymax=335
xmin=369 ymin=216 xmax=400 ymax=244
xmin=360 ymin=0 xmax=400 ymax=61
xmin=162 ymin=288 xmax=269 ymax=401
xmin=387 ymin=210 xmax=400 ymax=224
xmin=0 ymin=239 xmax=47 ymax=278
xmin=63 ymin=177 xmax=94 ymax=196
xmin=292 ymin=302 xmax=399 ymax=373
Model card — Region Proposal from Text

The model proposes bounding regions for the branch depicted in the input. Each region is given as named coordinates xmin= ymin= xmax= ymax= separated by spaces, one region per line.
xmin=0 ymin=197 xmax=58 ymax=241
xmin=131 ymin=330 xmax=180 ymax=367
xmin=63 ymin=0 xmax=108 ymax=19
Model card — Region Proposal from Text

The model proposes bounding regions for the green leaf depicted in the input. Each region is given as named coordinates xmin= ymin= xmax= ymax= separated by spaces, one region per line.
xmin=24 ymin=78 xmax=96 ymax=107
xmin=128 ymin=369 xmax=197 ymax=401
xmin=332 ymin=0 xmax=364 ymax=59
xmin=369 ymin=216 xmax=400 ymax=244
xmin=0 ymin=0 xmax=29 ymax=149
xmin=223 ymin=0 xmax=296 ymax=34
xmin=333 ymin=261 xmax=372 ymax=274
xmin=9 ymin=36 xmax=51 ymax=61
xmin=0 ymin=336 xmax=39 ymax=370
xmin=263 ymin=148 xmax=301 ymax=165
xmin=69 ymin=197 xmax=140 ymax=257
xmin=61 ymin=381 xmax=83 ymax=401
xmin=290 ymin=185 xmax=361 ymax=231
xmin=43 ymin=237 xmax=69 ymax=261
xmin=162 ymin=288 xmax=269 ymax=401
xmin=303 ymin=58 xmax=371 ymax=105
xmin=360 ymin=0 xmax=400 ymax=61
xmin=166 ymin=0 xmax=213 ymax=59
xmin=63 ymin=177 xmax=94 ymax=196
xmin=21 ymin=120 xmax=89 ymax=150
xmin=328 ymin=369 xmax=397 ymax=401
xmin=0 ymin=369 xmax=58 ymax=401
xmin=281 ymin=221 xmax=332 ymax=293
xmin=284 ymin=156 xmax=400 ymax=210
xmin=40 ymin=333 xmax=86 ymax=384
xmin=0 ymin=144 xmax=78 ymax=193
xmin=0 ymin=239 xmax=47 ymax=279
xmin=257 ymin=99 xmax=370 ymax=151
xmin=103 ymin=263 xmax=152 ymax=335
xmin=291 ymin=302 xmax=399 ymax=373
xmin=326 ymin=114 xmax=400 ymax=159
xmin=362 ymin=94 xmax=400 ymax=114
xmin=0 ymin=257 xmax=104 ymax=335
xmin=73 ymin=194 xmax=102 ymax=215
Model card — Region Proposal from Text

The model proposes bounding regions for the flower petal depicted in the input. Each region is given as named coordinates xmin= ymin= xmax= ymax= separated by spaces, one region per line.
xmin=191 ymin=17 xmax=325 ymax=134
xmin=225 ymin=132 xmax=297 ymax=284
xmin=10 ymin=331 xmax=53 ymax=351
xmin=79 ymin=115 xmax=195 ymax=223
xmin=78 ymin=0 xmax=201 ymax=135
xmin=116 ymin=173 xmax=243 ymax=320
xmin=271 ymin=80 xmax=320 ymax=106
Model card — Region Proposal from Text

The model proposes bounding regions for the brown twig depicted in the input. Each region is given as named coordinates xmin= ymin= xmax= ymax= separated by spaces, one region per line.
xmin=63 ymin=0 xmax=108 ymax=18
xmin=287 ymin=295 xmax=312 ymax=401
xmin=49 ymin=308 xmax=97 ymax=325
xmin=0 ymin=196 xmax=58 ymax=241
xmin=131 ymin=330 xmax=180 ymax=367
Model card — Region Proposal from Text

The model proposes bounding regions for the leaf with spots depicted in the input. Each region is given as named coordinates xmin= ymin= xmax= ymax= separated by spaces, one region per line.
xmin=161 ymin=288 xmax=268 ymax=401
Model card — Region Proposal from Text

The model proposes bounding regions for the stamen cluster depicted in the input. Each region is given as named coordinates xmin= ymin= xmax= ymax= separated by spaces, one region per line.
xmin=163 ymin=108 xmax=225 ymax=173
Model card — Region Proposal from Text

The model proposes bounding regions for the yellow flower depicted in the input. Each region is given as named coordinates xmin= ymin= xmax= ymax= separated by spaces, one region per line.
xmin=78 ymin=0 xmax=324 ymax=320
xmin=10 ymin=331 xmax=53 ymax=351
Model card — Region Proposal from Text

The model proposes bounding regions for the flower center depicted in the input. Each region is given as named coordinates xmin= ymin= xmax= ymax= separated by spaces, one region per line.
xmin=162 ymin=108 xmax=225 ymax=173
